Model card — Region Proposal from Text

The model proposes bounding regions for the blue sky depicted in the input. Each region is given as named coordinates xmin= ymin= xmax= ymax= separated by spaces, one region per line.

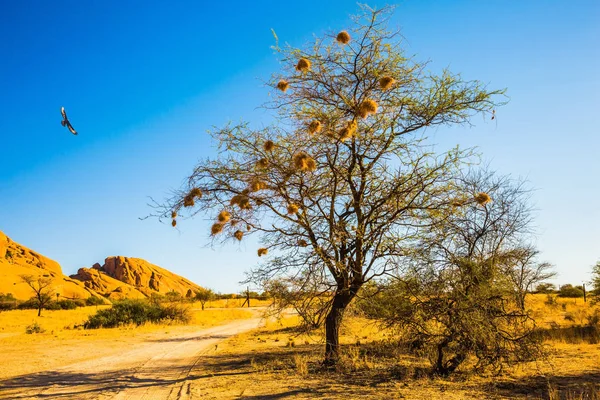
xmin=0 ymin=1 xmax=598 ymax=293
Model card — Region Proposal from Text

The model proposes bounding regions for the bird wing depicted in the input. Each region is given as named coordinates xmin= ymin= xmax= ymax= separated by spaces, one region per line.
xmin=61 ymin=107 xmax=67 ymax=119
xmin=66 ymin=121 xmax=77 ymax=135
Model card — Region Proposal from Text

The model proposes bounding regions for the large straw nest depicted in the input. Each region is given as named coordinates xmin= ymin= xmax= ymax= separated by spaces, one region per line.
xmin=296 ymin=58 xmax=311 ymax=72
xmin=474 ymin=192 xmax=492 ymax=206
xmin=308 ymin=120 xmax=322 ymax=134
xmin=293 ymin=153 xmax=317 ymax=172
xmin=257 ymin=248 xmax=268 ymax=257
xmin=287 ymin=204 xmax=299 ymax=215
xmin=249 ymin=180 xmax=267 ymax=192
xmin=183 ymin=194 xmax=195 ymax=208
xmin=190 ymin=188 xmax=202 ymax=198
xmin=358 ymin=99 xmax=378 ymax=119
xmin=234 ymin=230 xmax=244 ymax=241
xmin=339 ymin=121 xmax=357 ymax=141
xmin=183 ymin=187 xmax=202 ymax=208
xmin=256 ymin=158 xmax=269 ymax=169
xmin=379 ymin=76 xmax=395 ymax=91
xmin=218 ymin=210 xmax=231 ymax=223
xmin=230 ymin=195 xmax=251 ymax=209
xmin=451 ymin=198 xmax=466 ymax=207
xmin=277 ymin=80 xmax=289 ymax=92
xmin=336 ymin=31 xmax=351 ymax=44
xmin=263 ymin=140 xmax=275 ymax=152
xmin=211 ymin=223 xmax=224 ymax=235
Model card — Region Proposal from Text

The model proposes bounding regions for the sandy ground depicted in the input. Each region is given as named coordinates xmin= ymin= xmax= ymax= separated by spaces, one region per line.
xmin=0 ymin=317 xmax=262 ymax=400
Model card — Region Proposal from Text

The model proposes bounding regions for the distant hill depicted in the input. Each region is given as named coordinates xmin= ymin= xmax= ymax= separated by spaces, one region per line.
xmin=0 ymin=230 xmax=100 ymax=300
xmin=0 ymin=230 xmax=202 ymax=301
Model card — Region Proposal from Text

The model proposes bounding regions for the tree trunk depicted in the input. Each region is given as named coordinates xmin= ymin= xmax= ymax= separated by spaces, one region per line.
xmin=323 ymin=288 xmax=354 ymax=366
xmin=37 ymin=306 xmax=41 ymax=317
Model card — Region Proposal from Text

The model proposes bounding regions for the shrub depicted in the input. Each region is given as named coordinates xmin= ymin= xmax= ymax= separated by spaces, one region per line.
xmin=25 ymin=322 xmax=45 ymax=334
xmin=535 ymin=283 xmax=556 ymax=294
xmin=0 ymin=293 xmax=18 ymax=311
xmin=85 ymin=296 xmax=106 ymax=306
xmin=84 ymin=299 xmax=191 ymax=329
xmin=558 ymin=284 xmax=584 ymax=298
xmin=56 ymin=299 xmax=85 ymax=310
xmin=18 ymin=298 xmax=41 ymax=310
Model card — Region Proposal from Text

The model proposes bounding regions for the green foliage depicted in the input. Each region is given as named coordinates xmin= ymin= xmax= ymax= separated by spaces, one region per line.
xmin=18 ymin=299 xmax=85 ymax=310
xmin=83 ymin=299 xmax=191 ymax=329
xmin=85 ymin=296 xmax=106 ymax=306
xmin=25 ymin=322 xmax=45 ymax=334
xmin=558 ymin=284 xmax=584 ymax=298
xmin=5 ymin=249 xmax=13 ymax=259
xmin=56 ymin=299 xmax=85 ymax=309
xmin=535 ymin=283 xmax=557 ymax=294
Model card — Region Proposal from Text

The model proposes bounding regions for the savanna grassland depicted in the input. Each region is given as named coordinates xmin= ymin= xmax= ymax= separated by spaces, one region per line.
xmin=0 ymin=295 xmax=598 ymax=399
xmin=183 ymin=294 xmax=600 ymax=400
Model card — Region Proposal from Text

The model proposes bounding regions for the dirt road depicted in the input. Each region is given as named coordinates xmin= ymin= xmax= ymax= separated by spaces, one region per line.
xmin=0 ymin=317 xmax=262 ymax=400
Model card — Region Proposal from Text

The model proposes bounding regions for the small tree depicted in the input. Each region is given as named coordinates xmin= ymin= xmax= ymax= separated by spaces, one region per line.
xmin=264 ymin=275 xmax=332 ymax=331
xmin=535 ymin=282 xmax=556 ymax=294
xmin=195 ymin=288 xmax=215 ymax=310
xmin=361 ymin=171 xmax=544 ymax=375
xmin=158 ymin=6 xmax=502 ymax=364
xmin=20 ymin=275 xmax=53 ymax=317
xmin=502 ymin=246 xmax=555 ymax=310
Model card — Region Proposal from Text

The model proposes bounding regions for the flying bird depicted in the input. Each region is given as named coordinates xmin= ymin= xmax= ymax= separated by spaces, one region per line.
xmin=60 ymin=107 xmax=77 ymax=135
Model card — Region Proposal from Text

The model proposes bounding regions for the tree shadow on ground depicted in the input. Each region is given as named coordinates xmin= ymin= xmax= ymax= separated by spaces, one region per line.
xmin=492 ymin=371 xmax=600 ymax=399
xmin=0 ymin=364 xmax=253 ymax=399
xmin=147 ymin=333 xmax=230 ymax=343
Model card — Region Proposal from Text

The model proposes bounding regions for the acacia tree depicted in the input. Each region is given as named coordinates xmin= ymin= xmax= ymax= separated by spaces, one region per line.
xmin=160 ymin=6 xmax=502 ymax=364
xmin=195 ymin=287 xmax=215 ymax=310
xmin=20 ymin=275 xmax=53 ymax=317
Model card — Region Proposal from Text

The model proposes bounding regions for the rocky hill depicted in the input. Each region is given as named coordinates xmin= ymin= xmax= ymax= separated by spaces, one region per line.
xmin=83 ymin=256 xmax=201 ymax=298
xmin=0 ymin=231 xmax=100 ymax=300
xmin=0 ymin=230 xmax=202 ymax=301
xmin=70 ymin=267 xmax=146 ymax=300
